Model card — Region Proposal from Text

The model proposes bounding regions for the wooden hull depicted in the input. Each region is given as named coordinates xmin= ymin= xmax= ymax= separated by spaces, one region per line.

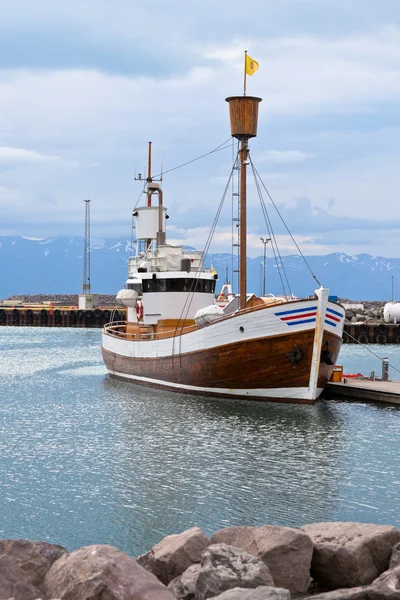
xmin=102 ymin=293 xmax=344 ymax=404
xmin=102 ymin=329 xmax=342 ymax=404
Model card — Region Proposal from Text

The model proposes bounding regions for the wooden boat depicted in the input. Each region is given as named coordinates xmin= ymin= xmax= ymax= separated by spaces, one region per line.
xmin=102 ymin=93 xmax=344 ymax=404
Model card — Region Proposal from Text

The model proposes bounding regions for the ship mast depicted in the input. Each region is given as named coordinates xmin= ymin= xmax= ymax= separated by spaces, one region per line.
xmin=226 ymin=95 xmax=262 ymax=310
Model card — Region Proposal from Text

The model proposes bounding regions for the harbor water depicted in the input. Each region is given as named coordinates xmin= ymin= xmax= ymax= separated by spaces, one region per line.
xmin=0 ymin=327 xmax=399 ymax=556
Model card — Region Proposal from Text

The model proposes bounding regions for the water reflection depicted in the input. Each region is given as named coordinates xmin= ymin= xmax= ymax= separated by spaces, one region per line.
xmin=0 ymin=328 xmax=399 ymax=557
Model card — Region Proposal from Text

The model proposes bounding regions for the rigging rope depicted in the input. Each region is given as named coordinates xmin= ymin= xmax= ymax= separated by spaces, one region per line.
xmin=250 ymin=158 xmax=291 ymax=299
xmin=250 ymin=159 xmax=322 ymax=288
xmin=172 ymin=157 xmax=237 ymax=341
xmin=343 ymin=331 xmax=400 ymax=375
xmin=152 ymin=138 xmax=233 ymax=179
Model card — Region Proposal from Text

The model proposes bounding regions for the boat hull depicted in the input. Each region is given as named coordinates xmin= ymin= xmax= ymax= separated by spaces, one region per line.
xmin=102 ymin=329 xmax=341 ymax=404
xmin=102 ymin=296 xmax=344 ymax=404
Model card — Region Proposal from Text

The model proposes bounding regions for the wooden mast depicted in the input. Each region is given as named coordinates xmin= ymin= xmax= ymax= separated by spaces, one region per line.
xmin=226 ymin=95 xmax=262 ymax=310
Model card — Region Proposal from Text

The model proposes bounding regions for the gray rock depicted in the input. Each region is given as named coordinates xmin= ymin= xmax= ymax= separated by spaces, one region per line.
xmin=355 ymin=315 xmax=366 ymax=321
xmin=210 ymin=587 xmax=290 ymax=599
xmin=195 ymin=543 xmax=274 ymax=600
xmin=137 ymin=527 xmax=210 ymax=585
xmin=167 ymin=563 xmax=200 ymax=600
xmin=301 ymin=586 xmax=369 ymax=599
xmin=351 ymin=317 xmax=357 ymax=323
xmin=211 ymin=525 xmax=313 ymax=593
xmin=301 ymin=522 xmax=400 ymax=589
xmin=367 ymin=565 xmax=400 ymax=599
xmin=389 ymin=542 xmax=400 ymax=569
xmin=44 ymin=544 xmax=174 ymax=599
xmin=0 ymin=539 xmax=66 ymax=600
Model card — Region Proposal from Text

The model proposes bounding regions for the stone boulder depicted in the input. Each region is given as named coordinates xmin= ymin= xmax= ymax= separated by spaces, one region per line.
xmin=367 ymin=565 xmax=400 ymax=599
xmin=137 ymin=527 xmax=210 ymax=585
xmin=211 ymin=525 xmax=313 ymax=593
xmin=211 ymin=587 xmax=290 ymax=599
xmin=195 ymin=543 xmax=274 ymax=600
xmin=301 ymin=522 xmax=400 ymax=589
xmin=302 ymin=586 xmax=369 ymax=599
xmin=0 ymin=539 xmax=67 ymax=599
xmin=167 ymin=563 xmax=200 ymax=600
xmin=389 ymin=542 xmax=400 ymax=569
xmin=44 ymin=544 xmax=175 ymax=600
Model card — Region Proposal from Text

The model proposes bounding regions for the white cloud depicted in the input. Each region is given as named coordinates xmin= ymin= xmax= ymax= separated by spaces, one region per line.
xmin=258 ymin=151 xmax=313 ymax=165
xmin=0 ymin=146 xmax=59 ymax=162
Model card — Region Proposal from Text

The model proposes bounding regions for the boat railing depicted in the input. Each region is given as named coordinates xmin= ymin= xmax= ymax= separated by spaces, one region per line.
xmin=103 ymin=321 xmax=160 ymax=341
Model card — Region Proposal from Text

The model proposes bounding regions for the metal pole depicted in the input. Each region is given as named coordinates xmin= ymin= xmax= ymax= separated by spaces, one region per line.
xmin=239 ymin=139 xmax=248 ymax=310
xmin=260 ymin=237 xmax=270 ymax=296
xmin=244 ymin=50 xmax=247 ymax=96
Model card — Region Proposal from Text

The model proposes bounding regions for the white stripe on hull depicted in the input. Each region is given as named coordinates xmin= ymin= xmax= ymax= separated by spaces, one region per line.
xmin=107 ymin=369 xmax=323 ymax=401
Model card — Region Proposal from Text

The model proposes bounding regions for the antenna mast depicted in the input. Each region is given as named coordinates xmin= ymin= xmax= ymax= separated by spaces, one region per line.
xmin=82 ymin=199 xmax=91 ymax=295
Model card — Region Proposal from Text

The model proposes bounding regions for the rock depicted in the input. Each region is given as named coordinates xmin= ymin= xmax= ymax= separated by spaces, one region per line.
xmin=351 ymin=317 xmax=357 ymax=323
xmin=301 ymin=522 xmax=400 ymax=589
xmin=44 ymin=544 xmax=174 ymax=600
xmin=302 ymin=586 xmax=369 ymax=599
xmin=389 ymin=542 xmax=400 ymax=568
xmin=355 ymin=314 xmax=366 ymax=322
xmin=367 ymin=565 xmax=400 ymax=599
xmin=167 ymin=563 xmax=200 ymax=600
xmin=211 ymin=525 xmax=313 ymax=593
xmin=195 ymin=543 xmax=274 ymax=600
xmin=210 ymin=587 xmax=290 ymax=599
xmin=0 ymin=539 xmax=67 ymax=599
xmin=137 ymin=527 xmax=210 ymax=585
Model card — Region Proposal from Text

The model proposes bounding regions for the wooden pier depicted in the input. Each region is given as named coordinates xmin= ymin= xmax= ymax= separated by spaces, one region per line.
xmin=324 ymin=379 xmax=400 ymax=406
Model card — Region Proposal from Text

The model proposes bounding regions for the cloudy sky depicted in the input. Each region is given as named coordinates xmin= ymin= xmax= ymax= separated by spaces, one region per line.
xmin=1 ymin=0 xmax=400 ymax=257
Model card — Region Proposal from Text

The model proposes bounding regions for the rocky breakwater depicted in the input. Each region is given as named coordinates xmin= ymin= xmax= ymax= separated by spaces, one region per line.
xmin=344 ymin=304 xmax=383 ymax=324
xmin=1 ymin=522 xmax=400 ymax=600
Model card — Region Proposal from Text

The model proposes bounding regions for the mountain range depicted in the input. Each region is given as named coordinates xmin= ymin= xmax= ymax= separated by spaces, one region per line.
xmin=0 ymin=236 xmax=397 ymax=301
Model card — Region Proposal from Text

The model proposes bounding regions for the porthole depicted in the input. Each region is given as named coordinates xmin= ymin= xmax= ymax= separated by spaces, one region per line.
xmin=239 ymin=326 xmax=244 ymax=333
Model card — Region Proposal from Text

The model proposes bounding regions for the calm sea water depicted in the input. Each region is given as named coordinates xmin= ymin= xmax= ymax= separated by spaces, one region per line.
xmin=0 ymin=327 xmax=399 ymax=556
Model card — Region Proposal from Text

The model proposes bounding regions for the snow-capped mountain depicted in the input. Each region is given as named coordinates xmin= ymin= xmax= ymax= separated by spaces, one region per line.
xmin=0 ymin=236 xmax=397 ymax=300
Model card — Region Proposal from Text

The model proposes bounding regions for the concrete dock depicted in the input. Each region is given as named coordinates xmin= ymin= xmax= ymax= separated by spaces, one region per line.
xmin=324 ymin=380 xmax=400 ymax=406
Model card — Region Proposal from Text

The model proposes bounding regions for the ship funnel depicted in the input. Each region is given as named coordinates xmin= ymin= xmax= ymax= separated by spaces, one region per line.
xmin=225 ymin=96 xmax=262 ymax=139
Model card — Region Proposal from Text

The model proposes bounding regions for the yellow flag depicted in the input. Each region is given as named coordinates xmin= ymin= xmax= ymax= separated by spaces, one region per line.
xmin=245 ymin=54 xmax=259 ymax=76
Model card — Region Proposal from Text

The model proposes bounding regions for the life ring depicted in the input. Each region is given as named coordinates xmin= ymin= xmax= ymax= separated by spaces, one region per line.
xmin=377 ymin=323 xmax=387 ymax=334
xmin=376 ymin=334 xmax=387 ymax=344
xmin=136 ymin=301 xmax=144 ymax=321
xmin=357 ymin=334 xmax=369 ymax=344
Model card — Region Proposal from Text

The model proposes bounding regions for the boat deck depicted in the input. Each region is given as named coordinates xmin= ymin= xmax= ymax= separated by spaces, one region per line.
xmin=324 ymin=380 xmax=400 ymax=406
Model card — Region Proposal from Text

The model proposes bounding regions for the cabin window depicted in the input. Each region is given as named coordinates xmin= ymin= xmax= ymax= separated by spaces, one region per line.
xmin=142 ymin=278 xmax=215 ymax=294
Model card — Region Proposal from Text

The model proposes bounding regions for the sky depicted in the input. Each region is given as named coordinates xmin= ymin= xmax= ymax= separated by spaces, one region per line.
xmin=1 ymin=0 xmax=400 ymax=257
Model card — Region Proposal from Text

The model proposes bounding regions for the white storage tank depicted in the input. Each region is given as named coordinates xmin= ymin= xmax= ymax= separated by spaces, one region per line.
xmin=383 ymin=302 xmax=400 ymax=323
xmin=135 ymin=206 xmax=167 ymax=241
xmin=194 ymin=304 xmax=224 ymax=327
xmin=116 ymin=289 xmax=139 ymax=308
